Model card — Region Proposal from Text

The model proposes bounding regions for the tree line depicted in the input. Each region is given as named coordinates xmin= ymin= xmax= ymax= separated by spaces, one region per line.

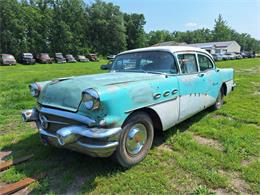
xmin=147 ymin=15 xmax=260 ymax=53
xmin=0 ymin=0 xmax=259 ymax=58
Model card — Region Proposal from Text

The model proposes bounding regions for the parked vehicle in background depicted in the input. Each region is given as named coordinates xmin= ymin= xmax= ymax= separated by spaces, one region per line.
xmin=37 ymin=53 xmax=52 ymax=64
xmin=55 ymin=53 xmax=66 ymax=63
xmin=221 ymin=53 xmax=229 ymax=60
xmin=241 ymin=52 xmax=249 ymax=58
xmin=20 ymin=53 xmax=36 ymax=65
xmin=65 ymin=54 xmax=77 ymax=63
xmin=234 ymin=52 xmax=242 ymax=59
xmin=225 ymin=52 xmax=236 ymax=60
xmin=241 ymin=51 xmax=255 ymax=58
xmin=0 ymin=54 xmax=16 ymax=65
xmin=87 ymin=53 xmax=98 ymax=61
xmin=22 ymin=46 xmax=235 ymax=167
xmin=77 ymin=55 xmax=89 ymax=62
xmin=101 ymin=55 xmax=116 ymax=70
xmin=212 ymin=53 xmax=223 ymax=61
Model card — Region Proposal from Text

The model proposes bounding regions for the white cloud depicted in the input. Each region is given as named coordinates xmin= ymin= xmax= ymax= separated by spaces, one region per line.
xmin=185 ymin=22 xmax=198 ymax=27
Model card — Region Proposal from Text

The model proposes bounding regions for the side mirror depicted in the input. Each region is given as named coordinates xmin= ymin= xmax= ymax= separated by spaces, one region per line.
xmin=100 ymin=64 xmax=112 ymax=70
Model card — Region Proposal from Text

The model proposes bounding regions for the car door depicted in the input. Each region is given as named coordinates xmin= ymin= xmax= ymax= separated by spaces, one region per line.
xmin=144 ymin=52 xmax=180 ymax=130
xmin=197 ymin=53 xmax=221 ymax=107
xmin=176 ymin=52 xmax=208 ymax=121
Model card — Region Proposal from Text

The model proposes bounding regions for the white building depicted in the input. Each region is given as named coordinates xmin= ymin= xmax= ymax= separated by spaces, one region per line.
xmin=189 ymin=41 xmax=241 ymax=54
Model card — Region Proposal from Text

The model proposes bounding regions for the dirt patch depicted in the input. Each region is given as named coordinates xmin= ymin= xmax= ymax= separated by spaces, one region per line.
xmin=212 ymin=114 xmax=223 ymax=119
xmin=29 ymin=122 xmax=37 ymax=129
xmin=65 ymin=176 xmax=85 ymax=195
xmin=0 ymin=130 xmax=9 ymax=135
xmin=157 ymin=144 xmax=173 ymax=153
xmin=192 ymin=135 xmax=224 ymax=151
xmin=241 ymin=157 xmax=259 ymax=166
xmin=243 ymin=67 xmax=260 ymax=73
xmin=215 ymin=113 xmax=260 ymax=127
xmin=219 ymin=170 xmax=250 ymax=193
xmin=0 ymin=182 xmax=6 ymax=188
xmin=213 ymin=114 xmax=233 ymax=121
xmin=214 ymin=188 xmax=229 ymax=194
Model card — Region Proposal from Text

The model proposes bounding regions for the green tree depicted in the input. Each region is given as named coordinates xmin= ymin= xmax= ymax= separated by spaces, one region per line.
xmin=124 ymin=13 xmax=146 ymax=49
xmin=87 ymin=0 xmax=126 ymax=55
xmin=49 ymin=0 xmax=87 ymax=55
xmin=0 ymin=0 xmax=26 ymax=57
xmin=147 ymin=30 xmax=174 ymax=46
xmin=213 ymin=14 xmax=232 ymax=41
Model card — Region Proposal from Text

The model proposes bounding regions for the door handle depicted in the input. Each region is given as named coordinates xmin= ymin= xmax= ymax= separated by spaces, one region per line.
xmin=172 ymin=89 xmax=178 ymax=95
xmin=198 ymin=73 xmax=204 ymax=77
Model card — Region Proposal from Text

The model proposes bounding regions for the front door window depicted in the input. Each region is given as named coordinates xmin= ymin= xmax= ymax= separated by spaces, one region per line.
xmin=177 ymin=54 xmax=198 ymax=74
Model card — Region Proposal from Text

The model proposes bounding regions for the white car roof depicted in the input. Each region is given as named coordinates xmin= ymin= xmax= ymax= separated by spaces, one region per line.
xmin=119 ymin=46 xmax=210 ymax=56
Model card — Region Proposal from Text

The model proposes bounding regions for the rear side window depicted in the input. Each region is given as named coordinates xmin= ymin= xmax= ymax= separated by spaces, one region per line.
xmin=198 ymin=54 xmax=214 ymax=71
xmin=177 ymin=54 xmax=198 ymax=74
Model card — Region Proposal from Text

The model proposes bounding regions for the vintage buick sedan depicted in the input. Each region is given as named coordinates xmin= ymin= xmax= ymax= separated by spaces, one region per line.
xmin=22 ymin=46 xmax=235 ymax=167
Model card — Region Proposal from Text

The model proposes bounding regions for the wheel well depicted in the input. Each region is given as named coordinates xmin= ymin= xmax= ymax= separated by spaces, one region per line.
xmin=123 ymin=108 xmax=163 ymax=133
xmin=222 ymin=83 xmax=227 ymax=96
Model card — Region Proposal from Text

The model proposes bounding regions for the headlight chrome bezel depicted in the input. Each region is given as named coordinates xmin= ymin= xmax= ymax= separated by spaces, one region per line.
xmin=29 ymin=83 xmax=41 ymax=97
xmin=82 ymin=88 xmax=100 ymax=110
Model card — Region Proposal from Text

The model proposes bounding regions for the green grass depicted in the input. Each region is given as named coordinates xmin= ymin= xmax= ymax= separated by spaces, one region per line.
xmin=0 ymin=59 xmax=259 ymax=194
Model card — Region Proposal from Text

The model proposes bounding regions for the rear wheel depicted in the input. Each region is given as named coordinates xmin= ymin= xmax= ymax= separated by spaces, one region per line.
xmin=114 ymin=112 xmax=154 ymax=168
xmin=212 ymin=87 xmax=224 ymax=110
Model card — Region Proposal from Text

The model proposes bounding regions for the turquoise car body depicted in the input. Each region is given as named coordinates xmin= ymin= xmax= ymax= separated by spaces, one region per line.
xmin=22 ymin=46 xmax=235 ymax=157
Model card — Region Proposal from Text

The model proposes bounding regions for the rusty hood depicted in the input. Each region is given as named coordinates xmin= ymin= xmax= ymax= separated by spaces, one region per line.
xmin=38 ymin=72 xmax=162 ymax=112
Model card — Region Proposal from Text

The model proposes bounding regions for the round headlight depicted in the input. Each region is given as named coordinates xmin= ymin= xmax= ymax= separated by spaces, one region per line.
xmin=82 ymin=88 xmax=100 ymax=110
xmin=29 ymin=83 xmax=41 ymax=97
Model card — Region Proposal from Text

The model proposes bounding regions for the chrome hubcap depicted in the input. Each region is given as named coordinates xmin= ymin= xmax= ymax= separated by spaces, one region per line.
xmin=126 ymin=123 xmax=147 ymax=155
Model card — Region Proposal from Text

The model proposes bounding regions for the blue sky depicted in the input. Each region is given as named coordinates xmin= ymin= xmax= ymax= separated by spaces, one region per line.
xmin=93 ymin=0 xmax=260 ymax=40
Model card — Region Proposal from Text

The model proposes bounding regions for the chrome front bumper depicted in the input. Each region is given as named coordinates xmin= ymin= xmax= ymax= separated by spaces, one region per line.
xmin=22 ymin=108 xmax=121 ymax=157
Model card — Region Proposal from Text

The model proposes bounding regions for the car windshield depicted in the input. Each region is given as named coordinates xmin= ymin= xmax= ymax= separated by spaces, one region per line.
xmin=111 ymin=51 xmax=178 ymax=74
xmin=56 ymin=53 xmax=63 ymax=57
xmin=66 ymin=55 xmax=73 ymax=58
xmin=2 ymin=54 xmax=15 ymax=60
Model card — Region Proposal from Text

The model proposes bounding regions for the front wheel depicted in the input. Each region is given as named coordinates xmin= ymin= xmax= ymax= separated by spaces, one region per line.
xmin=114 ymin=112 xmax=154 ymax=168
